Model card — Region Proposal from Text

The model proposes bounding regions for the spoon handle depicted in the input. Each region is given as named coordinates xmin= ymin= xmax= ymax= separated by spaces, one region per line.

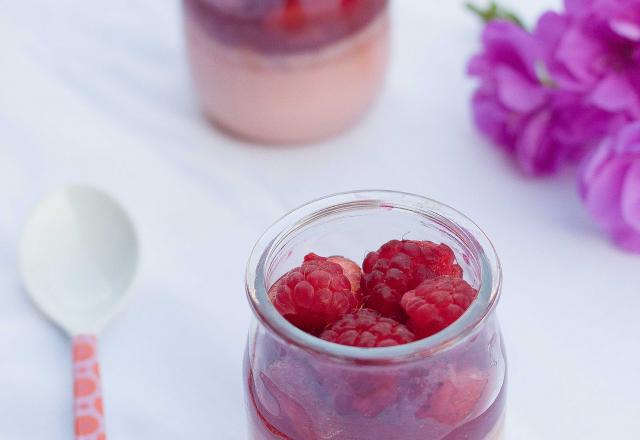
xmin=72 ymin=335 xmax=106 ymax=440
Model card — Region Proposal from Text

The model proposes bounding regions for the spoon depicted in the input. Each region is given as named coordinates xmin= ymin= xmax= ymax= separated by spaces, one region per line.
xmin=19 ymin=185 xmax=139 ymax=440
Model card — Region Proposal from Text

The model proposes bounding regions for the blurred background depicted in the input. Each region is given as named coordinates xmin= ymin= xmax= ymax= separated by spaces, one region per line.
xmin=1 ymin=0 xmax=639 ymax=438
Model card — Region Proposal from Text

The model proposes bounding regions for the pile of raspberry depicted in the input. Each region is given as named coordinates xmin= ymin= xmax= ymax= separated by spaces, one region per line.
xmin=268 ymin=239 xmax=478 ymax=347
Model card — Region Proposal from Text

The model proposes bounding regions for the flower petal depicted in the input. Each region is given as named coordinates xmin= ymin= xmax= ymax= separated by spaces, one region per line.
xmin=481 ymin=20 xmax=540 ymax=79
xmin=611 ymin=227 xmax=640 ymax=253
xmin=534 ymin=12 xmax=569 ymax=57
xmin=564 ymin=0 xmax=593 ymax=16
xmin=495 ymin=66 xmax=548 ymax=113
xmin=589 ymin=74 xmax=640 ymax=119
xmin=471 ymin=90 xmax=514 ymax=149
xmin=555 ymin=27 xmax=602 ymax=87
xmin=515 ymin=110 xmax=554 ymax=175
xmin=621 ymin=161 xmax=640 ymax=231
xmin=610 ymin=19 xmax=640 ymax=41
xmin=467 ymin=53 xmax=490 ymax=77
xmin=583 ymin=159 xmax=629 ymax=229
xmin=612 ymin=121 xmax=640 ymax=154
xmin=580 ymin=138 xmax=615 ymax=194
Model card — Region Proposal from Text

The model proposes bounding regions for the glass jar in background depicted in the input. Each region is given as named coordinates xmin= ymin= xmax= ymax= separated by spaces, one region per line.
xmin=244 ymin=191 xmax=507 ymax=440
xmin=182 ymin=0 xmax=390 ymax=144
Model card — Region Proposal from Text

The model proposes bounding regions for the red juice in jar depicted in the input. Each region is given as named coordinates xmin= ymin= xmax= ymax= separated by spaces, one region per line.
xmin=244 ymin=191 xmax=507 ymax=439
xmin=182 ymin=0 xmax=390 ymax=143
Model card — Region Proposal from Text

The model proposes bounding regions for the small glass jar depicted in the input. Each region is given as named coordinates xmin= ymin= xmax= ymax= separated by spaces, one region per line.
xmin=182 ymin=0 xmax=390 ymax=144
xmin=244 ymin=191 xmax=506 ymax=439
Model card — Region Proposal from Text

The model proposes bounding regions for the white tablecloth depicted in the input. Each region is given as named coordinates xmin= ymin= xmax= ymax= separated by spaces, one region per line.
xmin=1 ymin=1 xmax=639 ymax=438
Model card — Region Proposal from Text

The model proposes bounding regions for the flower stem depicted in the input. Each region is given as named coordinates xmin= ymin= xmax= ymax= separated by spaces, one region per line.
xmin=465 ymin=1 xmax=525 ymax=28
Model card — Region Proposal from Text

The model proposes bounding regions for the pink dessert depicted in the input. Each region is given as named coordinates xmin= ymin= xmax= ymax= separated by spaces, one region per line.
xmin=244 ymin=192 xmax=507 ymax=439
xmin=182 ymin=0 xmax=390 ymax=143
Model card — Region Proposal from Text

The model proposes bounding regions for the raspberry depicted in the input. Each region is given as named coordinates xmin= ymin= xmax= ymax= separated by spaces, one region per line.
xmin=401 ymin=276 xmax=477 ymax=339
xmin=278 ymin=0 xmax=306 ymax=29
xmin=362 ymin=240 xmax=463 ymax=320
xmin=341 ymin=0 xmax=360 ymax=10
xmin=320 ymin=368 xmax=399 ymax=418
xmin=416 ymin=368 xmax=487 ymax=425
xmin=256 ymin=360 xmax=320 ymax=438
xmin=321 ymin=308 xmax=415 ymax=347
xmin=327 ymin=255 xmax=362 ymax=293
xmin=269 ymin=254 xmax=361 ymax=334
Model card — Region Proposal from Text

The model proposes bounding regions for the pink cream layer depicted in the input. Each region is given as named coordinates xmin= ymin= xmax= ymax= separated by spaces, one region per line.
xmin=184 ymin=9 xmax=390 ymax=143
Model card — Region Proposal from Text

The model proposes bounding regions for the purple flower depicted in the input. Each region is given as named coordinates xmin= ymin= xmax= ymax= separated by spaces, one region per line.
xmin=468 ymin=17 xmax=618 ymax=175
xmin=468 ymin=1 xmax=639 ymax=176
xmin=468 ymin=0 xmax=640 ymax=252
xmin=579 ymin=122 xmax=640 ymax=252
xmin=468 ymin=20 xmax=553 ymax=175
xmin=550 ymin=0 xmax=640 ymax=118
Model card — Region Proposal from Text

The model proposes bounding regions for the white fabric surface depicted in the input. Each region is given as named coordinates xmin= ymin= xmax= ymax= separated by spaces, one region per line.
xmin=1 ymin=1 xmax=639 ymax=438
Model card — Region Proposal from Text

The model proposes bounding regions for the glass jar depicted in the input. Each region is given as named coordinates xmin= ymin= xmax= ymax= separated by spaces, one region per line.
xmin=182 ymin=0 xmax=390 ymax=144
xmin=244 ymin=191 xmax=506 ymax=439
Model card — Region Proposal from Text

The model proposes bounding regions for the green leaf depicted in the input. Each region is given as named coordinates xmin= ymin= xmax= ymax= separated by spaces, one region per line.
xmin=466 ymin=1 xmax=525 ymax=28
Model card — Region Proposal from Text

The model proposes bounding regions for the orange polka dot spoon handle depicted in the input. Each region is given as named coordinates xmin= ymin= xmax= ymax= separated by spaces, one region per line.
xmin=73 ymin=336 xmax=105 ymax=440
xmin=19 ymin=187 xmax=139 ymax=438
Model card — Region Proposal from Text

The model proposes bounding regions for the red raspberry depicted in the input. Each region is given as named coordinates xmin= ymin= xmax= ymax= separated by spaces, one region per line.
xmin=269 ymin=254 xmax=361 ymax=334
xmin=416 ymin=367 xmax=487 ymax=425
xmin=321 ymin=309 xmax=415 ymax=348
xmin=277 ymin=0 xmax=306 ymax=29
xmin=255 ymin=360 xmax=320 ymax=439
xmin=319 ymin=367 xmax=399 ymax=418
xmin=401 ymin=276 xmax=477 ymax=339
xmin=327 ymin=255 xmax=362 ymax=293
xmin=362 ymin=240 xmax=463 ymax=320
xmin=341 ymin=0 xmax=359 ymax=10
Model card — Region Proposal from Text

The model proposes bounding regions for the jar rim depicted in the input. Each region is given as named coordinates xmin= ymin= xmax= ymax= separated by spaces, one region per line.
xmin=245 ymin=190 xmax=502 ymax=363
